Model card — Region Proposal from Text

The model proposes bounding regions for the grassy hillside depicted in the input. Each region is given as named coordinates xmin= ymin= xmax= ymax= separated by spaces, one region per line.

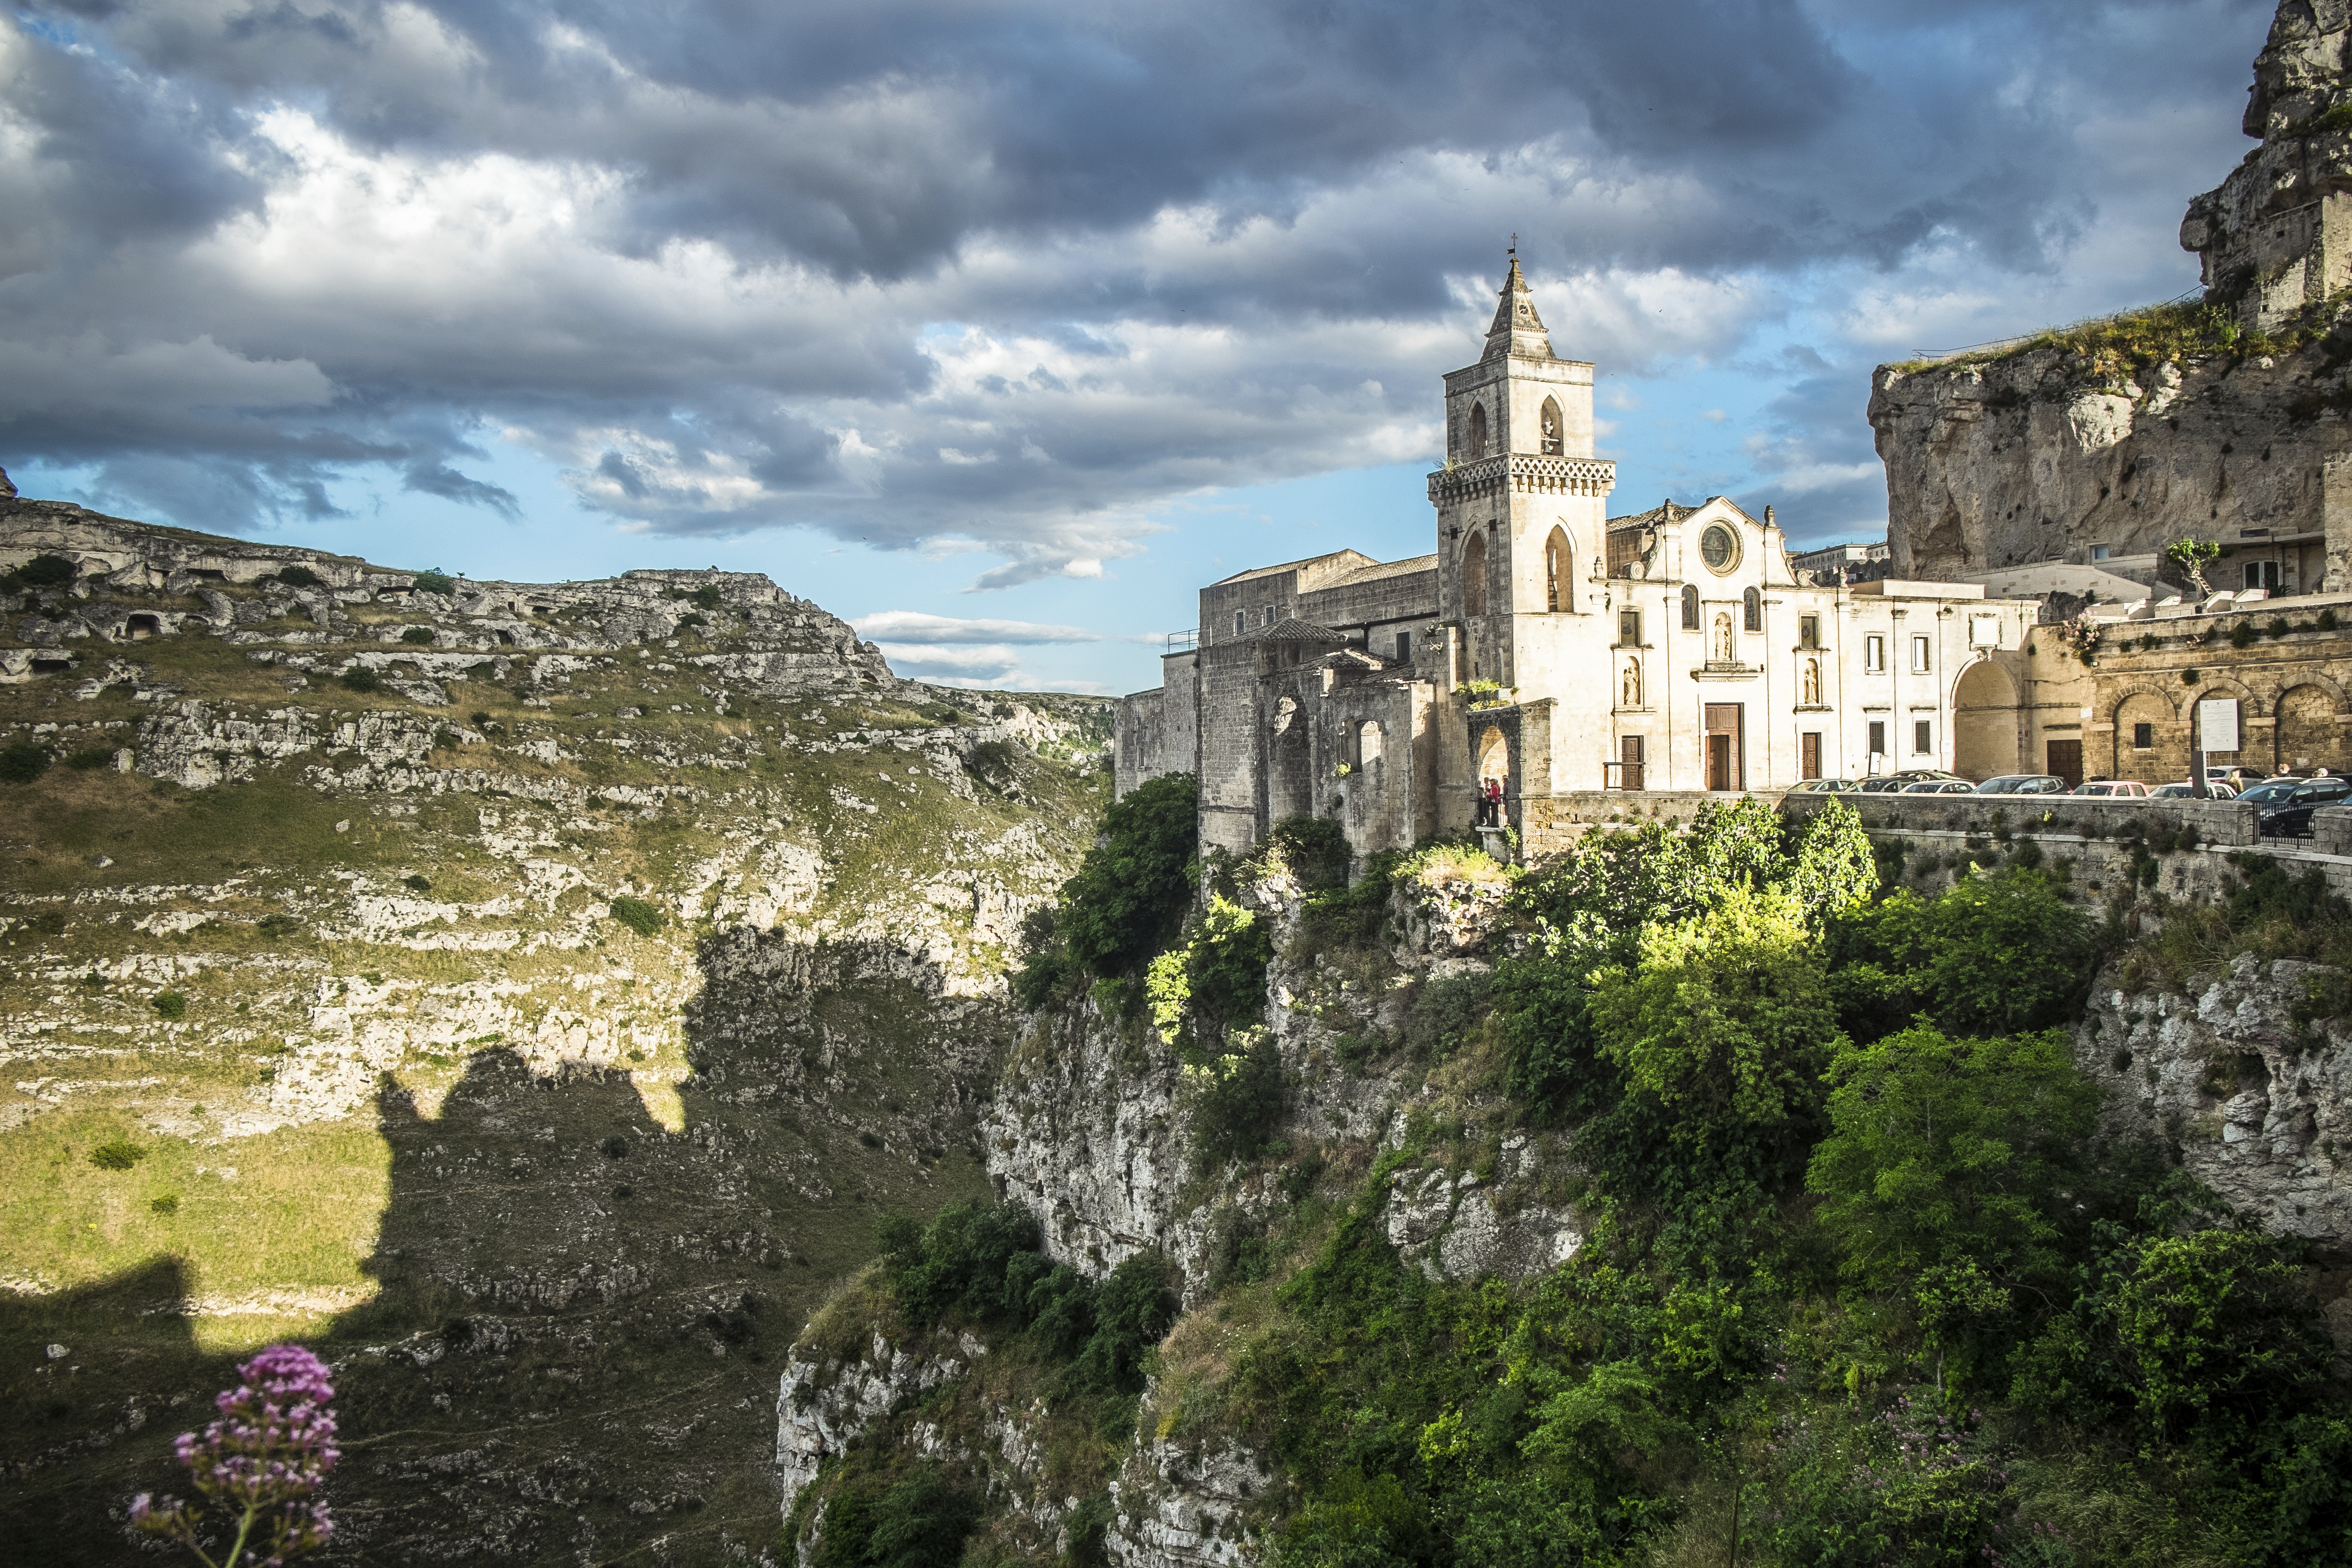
xmin=0 ymin=535 xmax=1112 ymax=1564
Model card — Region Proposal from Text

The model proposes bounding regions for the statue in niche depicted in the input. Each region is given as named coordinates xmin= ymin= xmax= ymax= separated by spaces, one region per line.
xmin=1713 ymin=612 xmax=1735 ymax=664
xmin=1802 ymin=657 xmax=1821 ymax=705
xmin=1622 ymin=658 xmax=1642 ymax=708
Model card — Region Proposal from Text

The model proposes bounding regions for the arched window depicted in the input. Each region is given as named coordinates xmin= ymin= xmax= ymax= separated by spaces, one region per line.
xmin=1539 ymin=397 xmax=1564 ymax=455
xmin=1544 ymin=526 xmax=1572 ymax=612
xmin=1742 ymin=586 xmax=1761 ymax=632
xmin=1463 ymin=530 xmax=1488 ymax=617
xmin=1681 ymin=585 xmax=1699 ymax=629
xmin=1358 ymin=721 xmax=1384 ymax=765
xmin=1467 ymin=402 xmax=1488 ymax=459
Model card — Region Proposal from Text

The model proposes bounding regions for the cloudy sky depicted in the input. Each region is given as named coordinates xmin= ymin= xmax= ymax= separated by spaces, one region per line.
xmin=1 ymin=0 xmax=2267 ymax=692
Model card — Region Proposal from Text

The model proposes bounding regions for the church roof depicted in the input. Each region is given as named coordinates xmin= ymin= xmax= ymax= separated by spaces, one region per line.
xmin=1607 ymin=496 xmax=1756 ymax=531
xmin=1213 ymin=549 xmax=1377 ymax=587
xmin=1259 ymin=618 xmax=1350 ymax=644
xmin=1328 ymin=553 xmax=1437 ymax=587
xmin=1482 ymin=256 xmax=1557 ymax=364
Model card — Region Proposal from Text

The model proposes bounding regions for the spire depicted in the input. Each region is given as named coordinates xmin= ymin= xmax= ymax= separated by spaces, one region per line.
xmin=1482 ymin=249 xmax=1555 ymax=363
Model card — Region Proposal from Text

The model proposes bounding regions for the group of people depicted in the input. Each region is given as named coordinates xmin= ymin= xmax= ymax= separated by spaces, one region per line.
xmin=1476 ymin=776 xmax=1505 ymax=827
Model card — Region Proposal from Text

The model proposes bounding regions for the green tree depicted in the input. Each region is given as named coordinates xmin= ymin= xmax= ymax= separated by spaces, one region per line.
xmin=1588 ymin=886 xmax=1841 ymax=1149
xmin=1050 ymin=772 xmax=1198 ymax=978
xmin=1808 ymin=1025 xmax=2099 ymax=1290
xmin=2165 ymin=536 xmax=2222 ymax=599
xmin=1825 ymin=870 xmax=2093 ymax=1043
xmin=1779 ymin=797 xmax=1879 ymax=922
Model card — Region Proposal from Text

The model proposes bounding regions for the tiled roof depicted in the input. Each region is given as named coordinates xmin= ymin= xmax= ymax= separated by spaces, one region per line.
xmin=1260 ymin=618 xmax=1351 ymax=643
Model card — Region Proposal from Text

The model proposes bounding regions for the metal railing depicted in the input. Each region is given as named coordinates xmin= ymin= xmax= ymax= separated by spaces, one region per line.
xmin=1603 ymin=761 xmax=1645 ymax=791
xmin=1164 ymin=629 xmax=1199 ymax=652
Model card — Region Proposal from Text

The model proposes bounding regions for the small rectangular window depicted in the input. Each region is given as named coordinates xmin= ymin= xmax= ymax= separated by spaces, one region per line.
xmin=2091 ymin=544 xmax=2111 ymax=561
xmin=1233 ymin=610 xmax=1246 ymax=636
xmin=1911 ymin=635 xmax=1931 ymax=673
xmin=1395 ymin=630 xmax=1412 ymax=664
xmin=2132 ymin=722 xmax=2154 ymax=749
xmin=1799 ymin=614 xmax=1819 ymax=649
xmin=1264 ymin=605 xmax=1278 ymax=627
xmin=1619 ymin=609 xmax=1641 ymax=645
xmin=1868 ymin=720 xmax=1886 ymax=757
xmin=1864 ymin=634 xmax=1885 ymax=673
xmin=1913 ymin=719 xmax=1933 ymax=754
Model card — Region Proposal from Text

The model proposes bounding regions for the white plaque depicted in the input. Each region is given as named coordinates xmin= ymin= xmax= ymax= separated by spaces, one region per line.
xmin=2197 ymin=698 xmax=2241 ymax=754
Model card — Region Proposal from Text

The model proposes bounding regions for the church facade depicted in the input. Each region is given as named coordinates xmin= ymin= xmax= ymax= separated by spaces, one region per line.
xmin=1115 ymin=260 xmax=2042 ymax=859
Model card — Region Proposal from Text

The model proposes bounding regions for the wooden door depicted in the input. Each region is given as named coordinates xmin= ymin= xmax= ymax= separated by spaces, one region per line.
xmin=2047 ymin=739 xmax=2082 ymax=788
xmin=1704 ymin=704 xmax=1743 ymax=791
xmin=1620 ymin=735 xmax=1644 ymax=791
xmin=1801 ymin=731 xmax=1822 ymax=781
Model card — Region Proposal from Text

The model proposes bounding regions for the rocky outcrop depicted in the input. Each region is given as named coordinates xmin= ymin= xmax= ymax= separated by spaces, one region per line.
xmin=774 ymin=1329 xmax=989 ymax=1510
xmin=1873 ymin=0 xmax=2352 ymax=592
xmin=1869 ymin=343 xmax=2347 ymax=584
xmin=1108 ymin=1440 xmax=1269 ymax=1568
xmin=2182 ymin=0 xmax=2352 ymax=331
xmin=2080 ymin=953 xmax=2352 ymax=1262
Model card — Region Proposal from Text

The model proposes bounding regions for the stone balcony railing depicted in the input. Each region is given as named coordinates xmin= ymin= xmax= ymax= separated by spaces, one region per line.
xmin=1426 ymin=453 xmax=1617 ymax=503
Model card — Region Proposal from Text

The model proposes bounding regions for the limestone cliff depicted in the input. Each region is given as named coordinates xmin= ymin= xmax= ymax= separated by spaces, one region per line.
xmin=775 ymin=856 xmax=1591 ymax=1567
xmin=0 ymin=501 xmax=1113 ymax=1565
xmin=1873 ymin=0 xmax=2352 ymax=594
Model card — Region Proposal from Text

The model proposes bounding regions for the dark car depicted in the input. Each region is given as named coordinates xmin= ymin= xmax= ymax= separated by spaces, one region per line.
xmin=2237 ymin=777 xmax=2307 ymax=808
xmin=1973 ymin=774 xmax=2066 ymax=795
xmin=2258 ymin=775 xmax=2352 ymax=837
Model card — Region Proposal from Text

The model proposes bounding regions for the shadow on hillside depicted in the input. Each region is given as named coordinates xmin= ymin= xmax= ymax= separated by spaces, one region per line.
xmin=0 ymin=933 xmax=1004 ymax=1567
xmin=0 ymin=1256 xmax=225 ymax=1568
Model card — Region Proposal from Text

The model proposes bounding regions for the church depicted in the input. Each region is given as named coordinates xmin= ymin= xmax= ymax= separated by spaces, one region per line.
xmin=1113 ymin=258 xmax=2042 ymax=860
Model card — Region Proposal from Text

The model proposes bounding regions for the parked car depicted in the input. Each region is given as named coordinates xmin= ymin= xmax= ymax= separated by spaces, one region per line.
xmin=1972 ymin=774 xmax=2066 ymax=795
xmin=2150 ymin=781 xmax=2237 ymax=799
xmin=1899 ymin=778 xmax=1975 ymax=794
xmin=1853 ymin=775 xmax=1911 ymax=793
xmin=1783 ymin=777 xmax=1861 ymax=794
xmin=2238 ymin=776 xmax=2328 ymax=808
xmin=2259 ymin=775 xmax=2352 ymax=837
xmin=2070 ymin=779 xmax=2151 ymax=797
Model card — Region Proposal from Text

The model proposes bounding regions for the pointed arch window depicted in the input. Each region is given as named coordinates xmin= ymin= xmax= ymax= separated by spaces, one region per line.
xmin=1544 ymin=526 xmax=1572 ymax=612
xmin=1742 ymin=586 xmax=1762 ymax=633
xmin=1463 ymin=530 xmax=1488 ymax=618
xmin=1466 ymin=402 xmax=1488 ymax=460
xmin=1680 ymin=584 xmax=1699 ymax=630
xmin=1539 ymin=397 xmax=1564 ymax=456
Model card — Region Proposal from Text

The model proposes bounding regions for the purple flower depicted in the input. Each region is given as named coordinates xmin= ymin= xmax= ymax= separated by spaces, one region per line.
xmin=130 ymin=1345 xmax=338 ymax=1568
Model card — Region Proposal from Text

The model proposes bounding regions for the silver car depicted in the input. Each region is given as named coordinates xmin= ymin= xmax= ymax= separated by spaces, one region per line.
xmin=1972 ymin=774 xmax=2066 ymax=795
xmin=1899 ymin=778 xmax=1976 ymax=795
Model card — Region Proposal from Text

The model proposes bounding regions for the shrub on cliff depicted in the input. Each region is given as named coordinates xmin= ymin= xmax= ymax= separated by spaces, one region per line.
xmin=5 ymin=553 xmax=78 ymax=590
xmin=410 ymin=568 xmax=457 ymax=596
xmin=810 ymin=1463 xmax=980 ymax=1568
xmin=1014 ymin=772 xmax=1196 ymax=1003
xmin=0 ymin=741 xmax=49 ymax=783
xmin=1826 ymin=868 xmax=2094 ymax=1043
xmin=607 ymin=896 xmax=664 ymax=937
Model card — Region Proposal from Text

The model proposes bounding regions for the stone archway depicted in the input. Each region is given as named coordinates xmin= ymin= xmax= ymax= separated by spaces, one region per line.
xmin=1950 ymin=658 xmax=2019 ymax=781
xmin=2276 ymin=683 xmax=2346 ymax=773
xmin=1476 ymin=724 xmax=1509 ymax=787
xmin=2114 ymin=689 xmax=2176 ymax=781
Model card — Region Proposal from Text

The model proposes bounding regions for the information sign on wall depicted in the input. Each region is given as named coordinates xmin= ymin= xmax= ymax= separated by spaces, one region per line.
xmin=2198 ymin=697 xmax=2241 ymax=754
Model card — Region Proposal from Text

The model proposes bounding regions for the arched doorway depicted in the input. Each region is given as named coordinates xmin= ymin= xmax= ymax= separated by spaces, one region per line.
xmin=2276 ymin=684 xmax=2344 ymax=773
xmin=1950 ymin=659 xmax=2019 ymax=781
xmin=1269 ymin=696 xmax=1311 ymax=820
xmin=1475 ymin=724 xmax=1509 ymax=825
xmin=2114 ymin=691 xmax=2174 ymax=781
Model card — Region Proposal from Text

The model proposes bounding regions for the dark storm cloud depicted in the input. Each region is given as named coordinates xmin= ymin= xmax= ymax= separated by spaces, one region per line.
xmin=0 ymin=0 xmax=2271 ymax=576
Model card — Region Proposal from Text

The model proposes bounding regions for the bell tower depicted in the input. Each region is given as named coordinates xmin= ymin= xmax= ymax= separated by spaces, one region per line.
xmin=1429 ymin=253 xmax=1616 ymax=686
